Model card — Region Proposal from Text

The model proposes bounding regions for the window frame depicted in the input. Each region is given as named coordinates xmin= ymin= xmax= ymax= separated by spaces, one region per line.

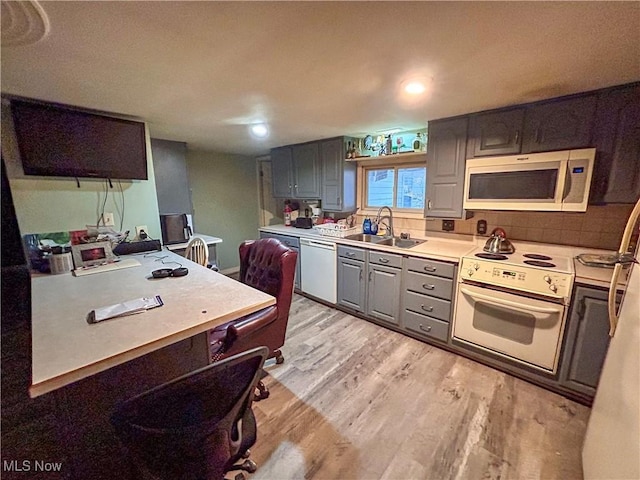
xmin=362 ymin=162 xmax=426 ymax=213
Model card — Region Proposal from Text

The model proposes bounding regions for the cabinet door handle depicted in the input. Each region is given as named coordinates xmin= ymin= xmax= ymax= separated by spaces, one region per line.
xmin=427 ymin=199 xmax=432 ymax=210
xmin=378 ymin=258 xmax=389 ymax=264
xmin=422 ymin=283 xmax=435 ymax=290
xmin=535 ymin=127 xmax=541 ymax=144
xmin=420 ymin=305 xmax=434 ymax=312
xmin=346 ymin=252 xmax=356 ymax=257
xmin=359 ymin=270 xmax=363 ymax=281
xmin=419 ymin=324 xmax=432 ymax=333
xmin=368 ymin=271 xmax=372 ymax=282
xmin=514 ymin=130 xmax=520 ymax=144
xmin=423 ymin=266 xmax=436 ymax=273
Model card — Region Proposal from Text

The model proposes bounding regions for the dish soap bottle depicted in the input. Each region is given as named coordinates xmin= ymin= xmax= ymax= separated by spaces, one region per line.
xmin=363 ymin=217 xmax=372 ymax=234
xmin=413 ymin=132 xmax=423 ymax=151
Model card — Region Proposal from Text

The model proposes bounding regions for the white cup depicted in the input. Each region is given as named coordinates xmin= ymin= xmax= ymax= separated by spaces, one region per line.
xmin=50 ymin=252 xmax=73 ymax=274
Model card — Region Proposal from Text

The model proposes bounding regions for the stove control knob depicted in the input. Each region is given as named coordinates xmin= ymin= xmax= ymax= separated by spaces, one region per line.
xmin=544 ymin=275 xmax=552 ymax=284
xmin=549 ymin=284 xmax=558 ymax=293
xmin=467 ymin=269 xmax=474 ymax=276
xmin=474 ymin=263 xmax=480 ymax=270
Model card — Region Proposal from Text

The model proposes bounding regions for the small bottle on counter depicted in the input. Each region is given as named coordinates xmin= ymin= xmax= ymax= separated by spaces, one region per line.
xmin=385 ymin=135 xmax=393 ymax=155
xmin=284 ymin=200 xmax=292 ymax=226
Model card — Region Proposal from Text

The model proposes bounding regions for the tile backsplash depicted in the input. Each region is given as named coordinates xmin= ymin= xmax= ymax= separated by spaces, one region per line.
xmin=357 ymin=204 xmax=634 ymax=251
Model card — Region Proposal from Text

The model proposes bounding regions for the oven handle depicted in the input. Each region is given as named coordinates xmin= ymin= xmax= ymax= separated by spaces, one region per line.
xmin=459 ymin=287 xmax=562 ymax=315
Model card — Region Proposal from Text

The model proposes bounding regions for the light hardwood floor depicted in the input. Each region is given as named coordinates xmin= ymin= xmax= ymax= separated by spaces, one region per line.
xmin=250 ymin=294 xmax=590 ymax=480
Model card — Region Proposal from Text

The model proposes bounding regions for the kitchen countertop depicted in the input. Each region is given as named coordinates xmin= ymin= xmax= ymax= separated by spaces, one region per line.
xmin=260 ymin=224 xmax=622 ymax=289
xmin=260 ymin=225 xmax=477 ymax=263
xmin=30 ymin=251 xmax=274 ymax=397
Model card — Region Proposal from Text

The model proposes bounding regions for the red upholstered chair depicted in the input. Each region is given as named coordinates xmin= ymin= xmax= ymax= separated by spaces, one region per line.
xmin=208 ymin=238 xmax=297 ymax=398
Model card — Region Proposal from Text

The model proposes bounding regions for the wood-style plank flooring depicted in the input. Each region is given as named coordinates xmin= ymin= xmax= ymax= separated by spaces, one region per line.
xmin=250 ymin=294 xmax=590 ymax=479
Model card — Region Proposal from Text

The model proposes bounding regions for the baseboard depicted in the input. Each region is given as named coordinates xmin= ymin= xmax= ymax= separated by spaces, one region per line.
xmin=220 ymin=266 xmax=239 ymax=276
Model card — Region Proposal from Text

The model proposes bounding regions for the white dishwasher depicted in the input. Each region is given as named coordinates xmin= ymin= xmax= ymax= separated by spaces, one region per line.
xmin=300 ymin=238 xmax=337 ymax=304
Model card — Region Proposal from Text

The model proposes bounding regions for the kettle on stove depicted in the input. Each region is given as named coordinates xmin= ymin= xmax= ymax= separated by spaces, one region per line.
xmin=483 ymin=227 xmax=515 ymax=254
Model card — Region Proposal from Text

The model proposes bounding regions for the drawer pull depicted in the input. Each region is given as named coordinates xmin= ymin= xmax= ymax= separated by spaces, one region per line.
xmin=423 ymin=266 xmax=437 ymax=272
xmin=378 ymin=257 xmax=389 ymax=264
xmin=346 ymin=252 xmax=356 ymax=257
xmin=420 ymin=305 xmax=434 ymax=313
xmin=419 ymin=324 xmax=432 ymax=333
xmin=422 ymin=283 xmax=435 ymax=290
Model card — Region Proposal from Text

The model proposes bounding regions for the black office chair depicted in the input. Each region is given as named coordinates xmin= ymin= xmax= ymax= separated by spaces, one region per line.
xmin=111 ymin=347 xmax=268 ymax=480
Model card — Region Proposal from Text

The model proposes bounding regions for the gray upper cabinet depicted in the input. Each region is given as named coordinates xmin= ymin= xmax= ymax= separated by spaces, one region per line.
xmin=425 ymin=117 xmax=468 ymax=219
xmin=591 ymin=83 xmax=640 ymax=204
xmin=468 ymin=108 xmax=525 ymax=157
xmin=320 ymin=137 xmax=357 ymax=212
xmin=559 ymin=285 xmax=616 ymax=397
xmin=271 ymin=147 xmax=294 ymax=198
xmin=151 ymin=139 xmax=193 ymax=215
xmin=521 ymin=95 xmax=597 ymax=153
xmin=292 ymin=142 xmax=321 ymax=198
xmin=271 ymin=143 xmax=321 ymax=199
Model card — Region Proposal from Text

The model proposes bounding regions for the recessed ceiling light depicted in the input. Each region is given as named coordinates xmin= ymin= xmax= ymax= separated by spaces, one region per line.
xmin=250 ymin=124 xmax=268 ymax=138
xmin=404 ymin=81 xmax=426 ymax=95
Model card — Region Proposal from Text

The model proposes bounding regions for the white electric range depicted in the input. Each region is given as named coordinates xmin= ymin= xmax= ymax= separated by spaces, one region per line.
xmin=453 ymin=247 xmax=575 ymax=373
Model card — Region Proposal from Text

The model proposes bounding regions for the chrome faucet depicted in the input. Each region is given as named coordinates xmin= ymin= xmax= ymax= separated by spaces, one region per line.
xmin=375 ymin=206 xmax=394 ymax=238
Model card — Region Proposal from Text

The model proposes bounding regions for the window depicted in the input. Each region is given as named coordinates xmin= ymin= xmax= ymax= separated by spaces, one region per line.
xmin=365 ymin=165 xmax=426 ymax=210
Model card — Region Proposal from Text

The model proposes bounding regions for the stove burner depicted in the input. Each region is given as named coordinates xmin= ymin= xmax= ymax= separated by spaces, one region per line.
xmin=475 ymin=253 xmax=508 ymax=260
xmin=523 ymin=253 xmax=553 ymax=261
xmin=523 ymin=260 xmax=556 ymax=268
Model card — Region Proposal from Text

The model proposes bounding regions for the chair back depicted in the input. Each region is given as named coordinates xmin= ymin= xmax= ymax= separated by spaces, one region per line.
xmin=111 ymin=346 xmax=268 ymax=480
xmin=240 ymin=238 xmax=297 ymax=317
xmin=185 ymin=236 xmax=209 ymax=267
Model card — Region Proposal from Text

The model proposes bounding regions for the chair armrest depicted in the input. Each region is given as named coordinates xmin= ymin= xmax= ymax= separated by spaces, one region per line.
xmin=226 ymin=306 xmax=278 ymax=344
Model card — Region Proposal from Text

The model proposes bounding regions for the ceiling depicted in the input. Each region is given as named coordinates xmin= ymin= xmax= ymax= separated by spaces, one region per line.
xmin=2 ymin=1 xmax=639 ymax=157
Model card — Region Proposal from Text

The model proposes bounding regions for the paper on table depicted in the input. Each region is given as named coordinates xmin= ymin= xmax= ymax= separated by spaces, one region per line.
xmin=87 ymin=295 xmax=163 ymax=324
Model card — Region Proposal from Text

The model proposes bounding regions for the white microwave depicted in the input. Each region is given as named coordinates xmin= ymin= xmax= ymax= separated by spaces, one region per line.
xmin=463 ymin=148 xmax=595 ymax=212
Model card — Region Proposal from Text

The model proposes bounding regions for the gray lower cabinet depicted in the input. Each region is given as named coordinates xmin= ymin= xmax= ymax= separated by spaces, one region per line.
xmin=401 ymin=256 xmax=456 ymax=343
xmin=258 ymin=232 xmax=301 ymax=290
xmin=425 ymin=117 xmax=468 ymax=219
xmin=366 ymin=251 xmax=402 ymax=325
xmin=337 ymin=245 xmax=366 ymax=313
xmin=559 ymin=284 xmax=617 ymax=397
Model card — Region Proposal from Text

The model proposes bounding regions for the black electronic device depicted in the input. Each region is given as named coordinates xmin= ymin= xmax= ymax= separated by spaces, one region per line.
xmin=11 ymin=99 xmax=148 ymax=180
xmin=160 ymin=214 xmax=191 ymax=245
xmin=294 ymin=217 xmax=313 ymax=229
xmin=113 ymin=240 xmax=162 ymax=256
xmin=151 ymin=267 xmax=189 ymax=278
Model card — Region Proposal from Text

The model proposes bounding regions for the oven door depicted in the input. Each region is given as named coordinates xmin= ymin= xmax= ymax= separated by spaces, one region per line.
xmin=453 ymin=282 xmax=566 ymax=372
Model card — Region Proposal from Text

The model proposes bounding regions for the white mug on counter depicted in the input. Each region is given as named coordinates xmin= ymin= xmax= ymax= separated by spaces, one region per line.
xmin=49 ymin=252 xmax=73 ymax=274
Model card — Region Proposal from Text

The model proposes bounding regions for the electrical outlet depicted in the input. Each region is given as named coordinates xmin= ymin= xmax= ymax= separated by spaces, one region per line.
xmin=442 ymin=220 xmax=455 ymax=231
xmin=135 ymin=225 xmax=148 ymax=239
xmin=102 ymin=212 xmax=115 ymax=226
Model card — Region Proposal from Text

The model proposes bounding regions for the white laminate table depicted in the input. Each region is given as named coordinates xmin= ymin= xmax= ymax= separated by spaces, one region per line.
xmin=30 ymin=250 xmax=274 ymax=398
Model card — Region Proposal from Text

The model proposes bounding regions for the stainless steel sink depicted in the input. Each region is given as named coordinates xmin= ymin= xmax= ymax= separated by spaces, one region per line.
xmin=344 ymin=233 xmax=388 ymax=243
xmin=376 ymin=237 xmax=426 ymax=249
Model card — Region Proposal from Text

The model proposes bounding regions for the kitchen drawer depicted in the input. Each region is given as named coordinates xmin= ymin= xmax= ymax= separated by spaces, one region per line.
xmin=338 ymin=245 xmax=366 ymax=261
xmin=404 ymin=270 xmax=453 ymax=300
xmin=403 ymin=290 xmax=451 ymax=322
xmin=403 ymin=310 xmax=449 ymax=342
xmin=368 ymin=250 xmax=402 ymax=268
xmin=259 ymin=232 xmax=300 ymax=249
xmin=406 ymin=256 xmax=455 ymax=279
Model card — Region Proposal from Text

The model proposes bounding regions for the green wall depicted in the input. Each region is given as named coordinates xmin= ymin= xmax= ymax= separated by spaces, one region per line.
xmin=187 ymin=150 xmax=258 ymax=271
xmin=1 ymin=103 xmax=161 ymax=240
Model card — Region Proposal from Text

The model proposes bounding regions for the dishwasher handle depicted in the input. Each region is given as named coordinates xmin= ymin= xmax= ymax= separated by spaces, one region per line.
xmin=300 ymin=238 xmax=337 ymax=250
